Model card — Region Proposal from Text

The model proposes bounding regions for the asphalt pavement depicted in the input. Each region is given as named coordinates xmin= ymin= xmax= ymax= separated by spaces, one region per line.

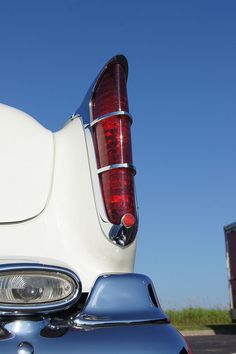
xmin=186 ymin=334 xmax=236 ymax=354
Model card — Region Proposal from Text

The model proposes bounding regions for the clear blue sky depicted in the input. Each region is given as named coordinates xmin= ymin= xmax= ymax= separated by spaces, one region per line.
xmin=0 ymin=0 xmax=236 ymax=309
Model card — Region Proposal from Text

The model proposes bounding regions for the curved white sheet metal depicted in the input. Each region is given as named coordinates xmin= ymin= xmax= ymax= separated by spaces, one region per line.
xmin=0 ymin=104 xmax=53 ymax=222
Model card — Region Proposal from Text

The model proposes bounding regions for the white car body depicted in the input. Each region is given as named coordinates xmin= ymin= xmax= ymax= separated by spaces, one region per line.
xmin=0 ymin=103 xmax=136 ymax=293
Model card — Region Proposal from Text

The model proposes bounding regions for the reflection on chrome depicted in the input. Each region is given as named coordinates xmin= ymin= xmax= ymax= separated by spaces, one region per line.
xmin=0 ymin=273 xmax=189 ymax=353
xmin=0 ymin=318 xmax=188 ymax=353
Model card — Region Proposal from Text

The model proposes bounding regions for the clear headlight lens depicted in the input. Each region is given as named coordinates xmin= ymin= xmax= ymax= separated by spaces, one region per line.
xmin=0 ymin=271 xmax=76 ymax=305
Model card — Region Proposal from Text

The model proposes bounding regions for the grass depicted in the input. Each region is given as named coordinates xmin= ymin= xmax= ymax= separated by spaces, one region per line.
xmin=165 ymin=307 xmax=232 ymax=331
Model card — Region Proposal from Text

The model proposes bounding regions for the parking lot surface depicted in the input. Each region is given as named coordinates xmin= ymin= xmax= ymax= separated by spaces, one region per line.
xmin=186 ymin=334 xmax=236 ymax=354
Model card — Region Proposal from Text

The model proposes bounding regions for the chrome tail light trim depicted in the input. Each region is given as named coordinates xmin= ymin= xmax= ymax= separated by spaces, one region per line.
xmin=75 ymin=55 xmax=138 ymax=247
xmin=97 ymin=163 xmax=136 ymax=175
xmin=90 ymin=111 xmax=133 ymax=127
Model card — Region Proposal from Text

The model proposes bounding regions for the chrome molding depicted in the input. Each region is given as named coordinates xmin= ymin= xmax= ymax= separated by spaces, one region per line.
xmin=90 ymin=110 xmax=133 ymax=127
xmin=97 ymin=163 xmax=136 ymax=175
xmin=0 ymin=263 xmax=82 ymax=315
xmin=63 ymin=113 xmax=82 ymax=128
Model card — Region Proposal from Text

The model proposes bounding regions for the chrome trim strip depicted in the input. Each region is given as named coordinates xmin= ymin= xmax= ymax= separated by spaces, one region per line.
xmin=97 ymin=163 xmax=136 ymax=175
xmin=90 ymin=111 xmax=132 ymax=127
xmin=0 ymin=263 xmax=82 ymax=315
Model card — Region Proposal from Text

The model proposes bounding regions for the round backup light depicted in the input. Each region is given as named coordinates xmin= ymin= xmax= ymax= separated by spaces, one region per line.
xmin=0 ymin=264 xmax=81 ymax=314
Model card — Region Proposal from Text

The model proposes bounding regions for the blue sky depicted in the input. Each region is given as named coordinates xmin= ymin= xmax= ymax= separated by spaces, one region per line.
xmin=0 ymin=0 xmax=236 ymax=309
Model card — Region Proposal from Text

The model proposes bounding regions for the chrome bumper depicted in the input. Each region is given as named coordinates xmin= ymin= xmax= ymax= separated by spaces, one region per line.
xmin=0 ymin=273 xmax=188 ymax=353
xmin=0 ymin=319 xmax=188 ymax=354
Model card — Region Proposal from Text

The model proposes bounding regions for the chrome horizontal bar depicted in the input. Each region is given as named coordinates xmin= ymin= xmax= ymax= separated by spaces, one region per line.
xmin=91 ymin=111 xmax=133 ymax=127
xmin=97 ymin=163 xmax=136 ymax=175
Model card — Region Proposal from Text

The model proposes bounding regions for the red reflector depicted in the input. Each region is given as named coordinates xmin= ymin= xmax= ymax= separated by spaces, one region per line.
xmin=122 ymin=213 xmax=136 ymax=228
xmin=92 ymin=60 xmax=137 ymax=226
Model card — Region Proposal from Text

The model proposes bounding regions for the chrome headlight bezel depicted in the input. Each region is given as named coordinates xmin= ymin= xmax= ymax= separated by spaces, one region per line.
xmin=0 ymin=263 xmax=82 ymax=315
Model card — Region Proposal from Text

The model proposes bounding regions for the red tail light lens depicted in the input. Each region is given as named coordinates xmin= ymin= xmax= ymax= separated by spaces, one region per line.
xmin=99 ymin=168 xmax=136 ymax=225
xmin=92 ymin=63 xmax=129 ymax=118
xmin=93 ymin=116 xmax=132 ymax=169
xmin=91 ymin=62 xmax=136 ymax=226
